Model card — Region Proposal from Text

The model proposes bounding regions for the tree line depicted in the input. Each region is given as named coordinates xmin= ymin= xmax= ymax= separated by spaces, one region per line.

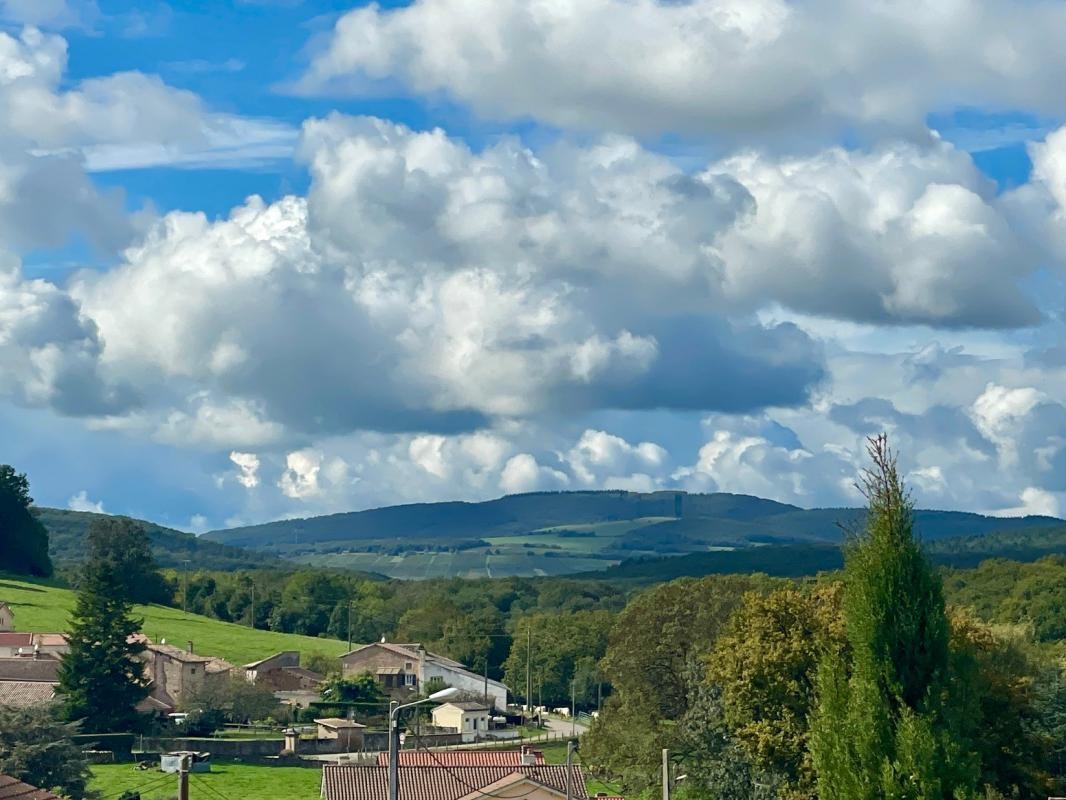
xmin=582 ymin=436 xmax=1066 ymax=799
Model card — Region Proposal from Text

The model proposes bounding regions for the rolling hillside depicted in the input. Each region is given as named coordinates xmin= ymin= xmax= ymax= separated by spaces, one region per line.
xmin=35 ymin=508 xmax=280 ymax=571
xmin=581 ymin=523 xmax=1066 ymax=584
xmin=200 ymin=490 xmax=1062 ymax=579
xmin=0 ymin=574 xmax=347 ymax=666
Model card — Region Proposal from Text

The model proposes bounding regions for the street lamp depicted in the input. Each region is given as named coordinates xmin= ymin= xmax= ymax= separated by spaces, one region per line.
xmin=389 ymin=686 xmax=459 ymax=800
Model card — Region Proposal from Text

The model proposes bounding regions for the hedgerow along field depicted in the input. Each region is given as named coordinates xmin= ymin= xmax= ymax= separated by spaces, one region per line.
xmin=0 ymin=575 xmax=349 ymax=665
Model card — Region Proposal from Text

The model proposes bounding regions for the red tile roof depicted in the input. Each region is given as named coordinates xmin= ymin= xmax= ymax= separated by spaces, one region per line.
xmin=376 ymin=751 xmax=547 ymax=767
xmin=322 ymin=764 xmax=589 ymax=800
xmin=0 ymin=634 xmax=32 ymax=647
xmin=0 ymin=775 xmax=62 ymax=800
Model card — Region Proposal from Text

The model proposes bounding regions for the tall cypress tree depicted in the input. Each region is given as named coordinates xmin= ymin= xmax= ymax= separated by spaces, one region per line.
xmin=809 ymin=435 xmax=980 ymax=799
xmin=58 ymin=544 xmax=150 ymax=733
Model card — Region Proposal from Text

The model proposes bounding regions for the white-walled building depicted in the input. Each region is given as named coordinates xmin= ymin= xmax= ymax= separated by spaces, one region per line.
xmin=339 ymin=641 xmax=508 ymax=711
xmin=431 ymin=701 xmax=491 ymax=743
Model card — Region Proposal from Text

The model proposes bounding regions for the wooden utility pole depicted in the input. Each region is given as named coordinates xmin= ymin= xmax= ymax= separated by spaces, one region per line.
xmin=182 ymin=560 xmax=191 ymax=617
xmin=178 ymin=755 xmax=190 ymax=800
xmin=525 ymin=625 xmax=532 ymax=720
xmin=662 ymin=748 xmax=670 ymax=800
xmin=347 ymin=600 xmax=354 ymax=651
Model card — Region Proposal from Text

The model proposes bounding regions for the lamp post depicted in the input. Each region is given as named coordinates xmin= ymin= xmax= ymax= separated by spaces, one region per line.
xmin=389 ymin=686 xmax=459 ymax=800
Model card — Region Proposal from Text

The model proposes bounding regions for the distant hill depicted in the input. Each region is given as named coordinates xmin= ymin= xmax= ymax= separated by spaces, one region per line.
xmin=202 ymin=491 xmax=800 ymax=549
xmin=199 ymin=490 xmax=1061 ymax=579
xmin=35 ymin=508 xmax=281 ymax=572
xmin=580 ymin=523 xmax=1066 ymax=584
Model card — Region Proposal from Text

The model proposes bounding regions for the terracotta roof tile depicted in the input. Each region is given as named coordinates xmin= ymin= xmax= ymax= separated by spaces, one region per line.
xmin=376 ymin=751 xmax=546 ymax=767
xmin=0 ymin=774 xmax=63 ymax=800
xmin=0 ymin=681 xmax=57 ymax=708
xmin=322 ymin=764 xmax=589 ymax=800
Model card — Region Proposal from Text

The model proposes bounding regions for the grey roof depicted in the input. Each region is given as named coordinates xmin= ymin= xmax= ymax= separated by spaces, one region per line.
xmin=0 ymin=659 xmax=60 ymax=682
xmin=0 ymin=681 xmax=56 ymax=708
xmin=147 ymin=643 xmax=211 ymax=663
xmin=437 ymin=701 xmax=491 ymax=712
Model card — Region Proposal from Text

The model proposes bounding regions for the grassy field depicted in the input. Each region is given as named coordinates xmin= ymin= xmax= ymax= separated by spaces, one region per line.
xmin=0 ymin=576 xmax=349 ymax=666
xmin=89 ymin=760 xmax=321 ymax=800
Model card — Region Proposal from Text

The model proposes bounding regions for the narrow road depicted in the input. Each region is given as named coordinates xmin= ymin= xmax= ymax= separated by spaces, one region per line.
xmin=543 ymin=715 xmax=589 ymax=737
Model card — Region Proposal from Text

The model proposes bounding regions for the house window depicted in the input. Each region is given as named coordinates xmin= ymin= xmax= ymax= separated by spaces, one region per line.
xmin=190 ymin=668 xmax=196 ymax=675
xmin=404 ymin=673 xmax=416 ymax=686
xmin=404 ymin=661 xmax=412 ymax=670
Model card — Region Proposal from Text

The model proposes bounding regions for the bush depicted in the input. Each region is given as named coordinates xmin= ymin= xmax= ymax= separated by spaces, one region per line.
xmin=184 ymin=708 xmax=227 ymax=737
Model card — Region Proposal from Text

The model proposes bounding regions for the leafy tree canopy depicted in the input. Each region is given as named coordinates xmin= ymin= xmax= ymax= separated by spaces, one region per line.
xmin=0 ymin=464 xmax=52 ymax=577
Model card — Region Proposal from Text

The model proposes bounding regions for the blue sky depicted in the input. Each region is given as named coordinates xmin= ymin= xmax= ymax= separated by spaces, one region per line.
xmin=5 ymin=0 xmax=1066 ymax=530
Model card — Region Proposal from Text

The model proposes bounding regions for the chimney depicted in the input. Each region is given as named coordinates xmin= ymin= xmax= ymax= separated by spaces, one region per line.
xmin=186 ymin=641 xmax=194 ymax=654
xmin=521 ymin=746 xmax=536 ymax=766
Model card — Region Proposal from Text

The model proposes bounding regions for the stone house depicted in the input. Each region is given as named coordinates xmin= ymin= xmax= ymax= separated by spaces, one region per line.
xmin=314 ymin=718 xmax=366 ymax=751
xmin=339 ymin=641 xmax=507 ymax=711
xmin=141 ymin=641 xmax=233 ymax=711
xmin=243 ymin=651 xmax=323 ymax=692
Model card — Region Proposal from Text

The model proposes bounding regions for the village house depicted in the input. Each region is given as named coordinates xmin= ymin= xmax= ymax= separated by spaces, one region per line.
xmin=141 ymin=641 xmax=233 ymax=712
xmin=431 ymin=701 xmax=491 ymax=743
xmin=0 ymin=605 xmax=68 ymax=659
xmin=321 ymin=763 xmax=601 ymax=800
xmin=339 ymin=641 xmax=507 ymax=711
xmin=243 ymin=650 xmax=324 ymax=713
xmin=0 ymin=657 xmax=60 ymax=709
xmin=243 ymin=651 xmax=323 ymax=691
xmin=314 ymin=718 xmax=366 ymax=751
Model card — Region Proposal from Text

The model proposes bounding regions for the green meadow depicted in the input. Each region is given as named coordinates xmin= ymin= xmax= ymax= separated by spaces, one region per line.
xmin=0 ymin=575 xmax=349 ymax=666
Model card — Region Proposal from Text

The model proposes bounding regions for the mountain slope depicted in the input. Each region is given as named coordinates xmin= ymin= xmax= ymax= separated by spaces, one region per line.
xmin=35 ymin=508 xmax=280 ymax=571
xmin=199 ymin=490 xmax=1061 ymax=579
xmin=203 ymin=490 xmax=800 ymax=549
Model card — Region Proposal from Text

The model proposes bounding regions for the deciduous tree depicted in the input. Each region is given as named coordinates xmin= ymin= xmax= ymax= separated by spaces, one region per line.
xmin=0 ymin=465 xmax=52 ymax=577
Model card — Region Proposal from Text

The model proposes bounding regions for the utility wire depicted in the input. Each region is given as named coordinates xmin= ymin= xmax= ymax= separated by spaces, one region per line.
xmin=99 ymin=770 xmax=175 ymax=800
xmin=190 ymin=771 xmax=235 ymax=800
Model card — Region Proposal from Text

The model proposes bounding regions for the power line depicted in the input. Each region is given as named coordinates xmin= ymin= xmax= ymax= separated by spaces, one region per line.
xmin=190 ymin=772 xmax=235 ymax=800
xmin=99 ymin=770 xmax=175 ymax=800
